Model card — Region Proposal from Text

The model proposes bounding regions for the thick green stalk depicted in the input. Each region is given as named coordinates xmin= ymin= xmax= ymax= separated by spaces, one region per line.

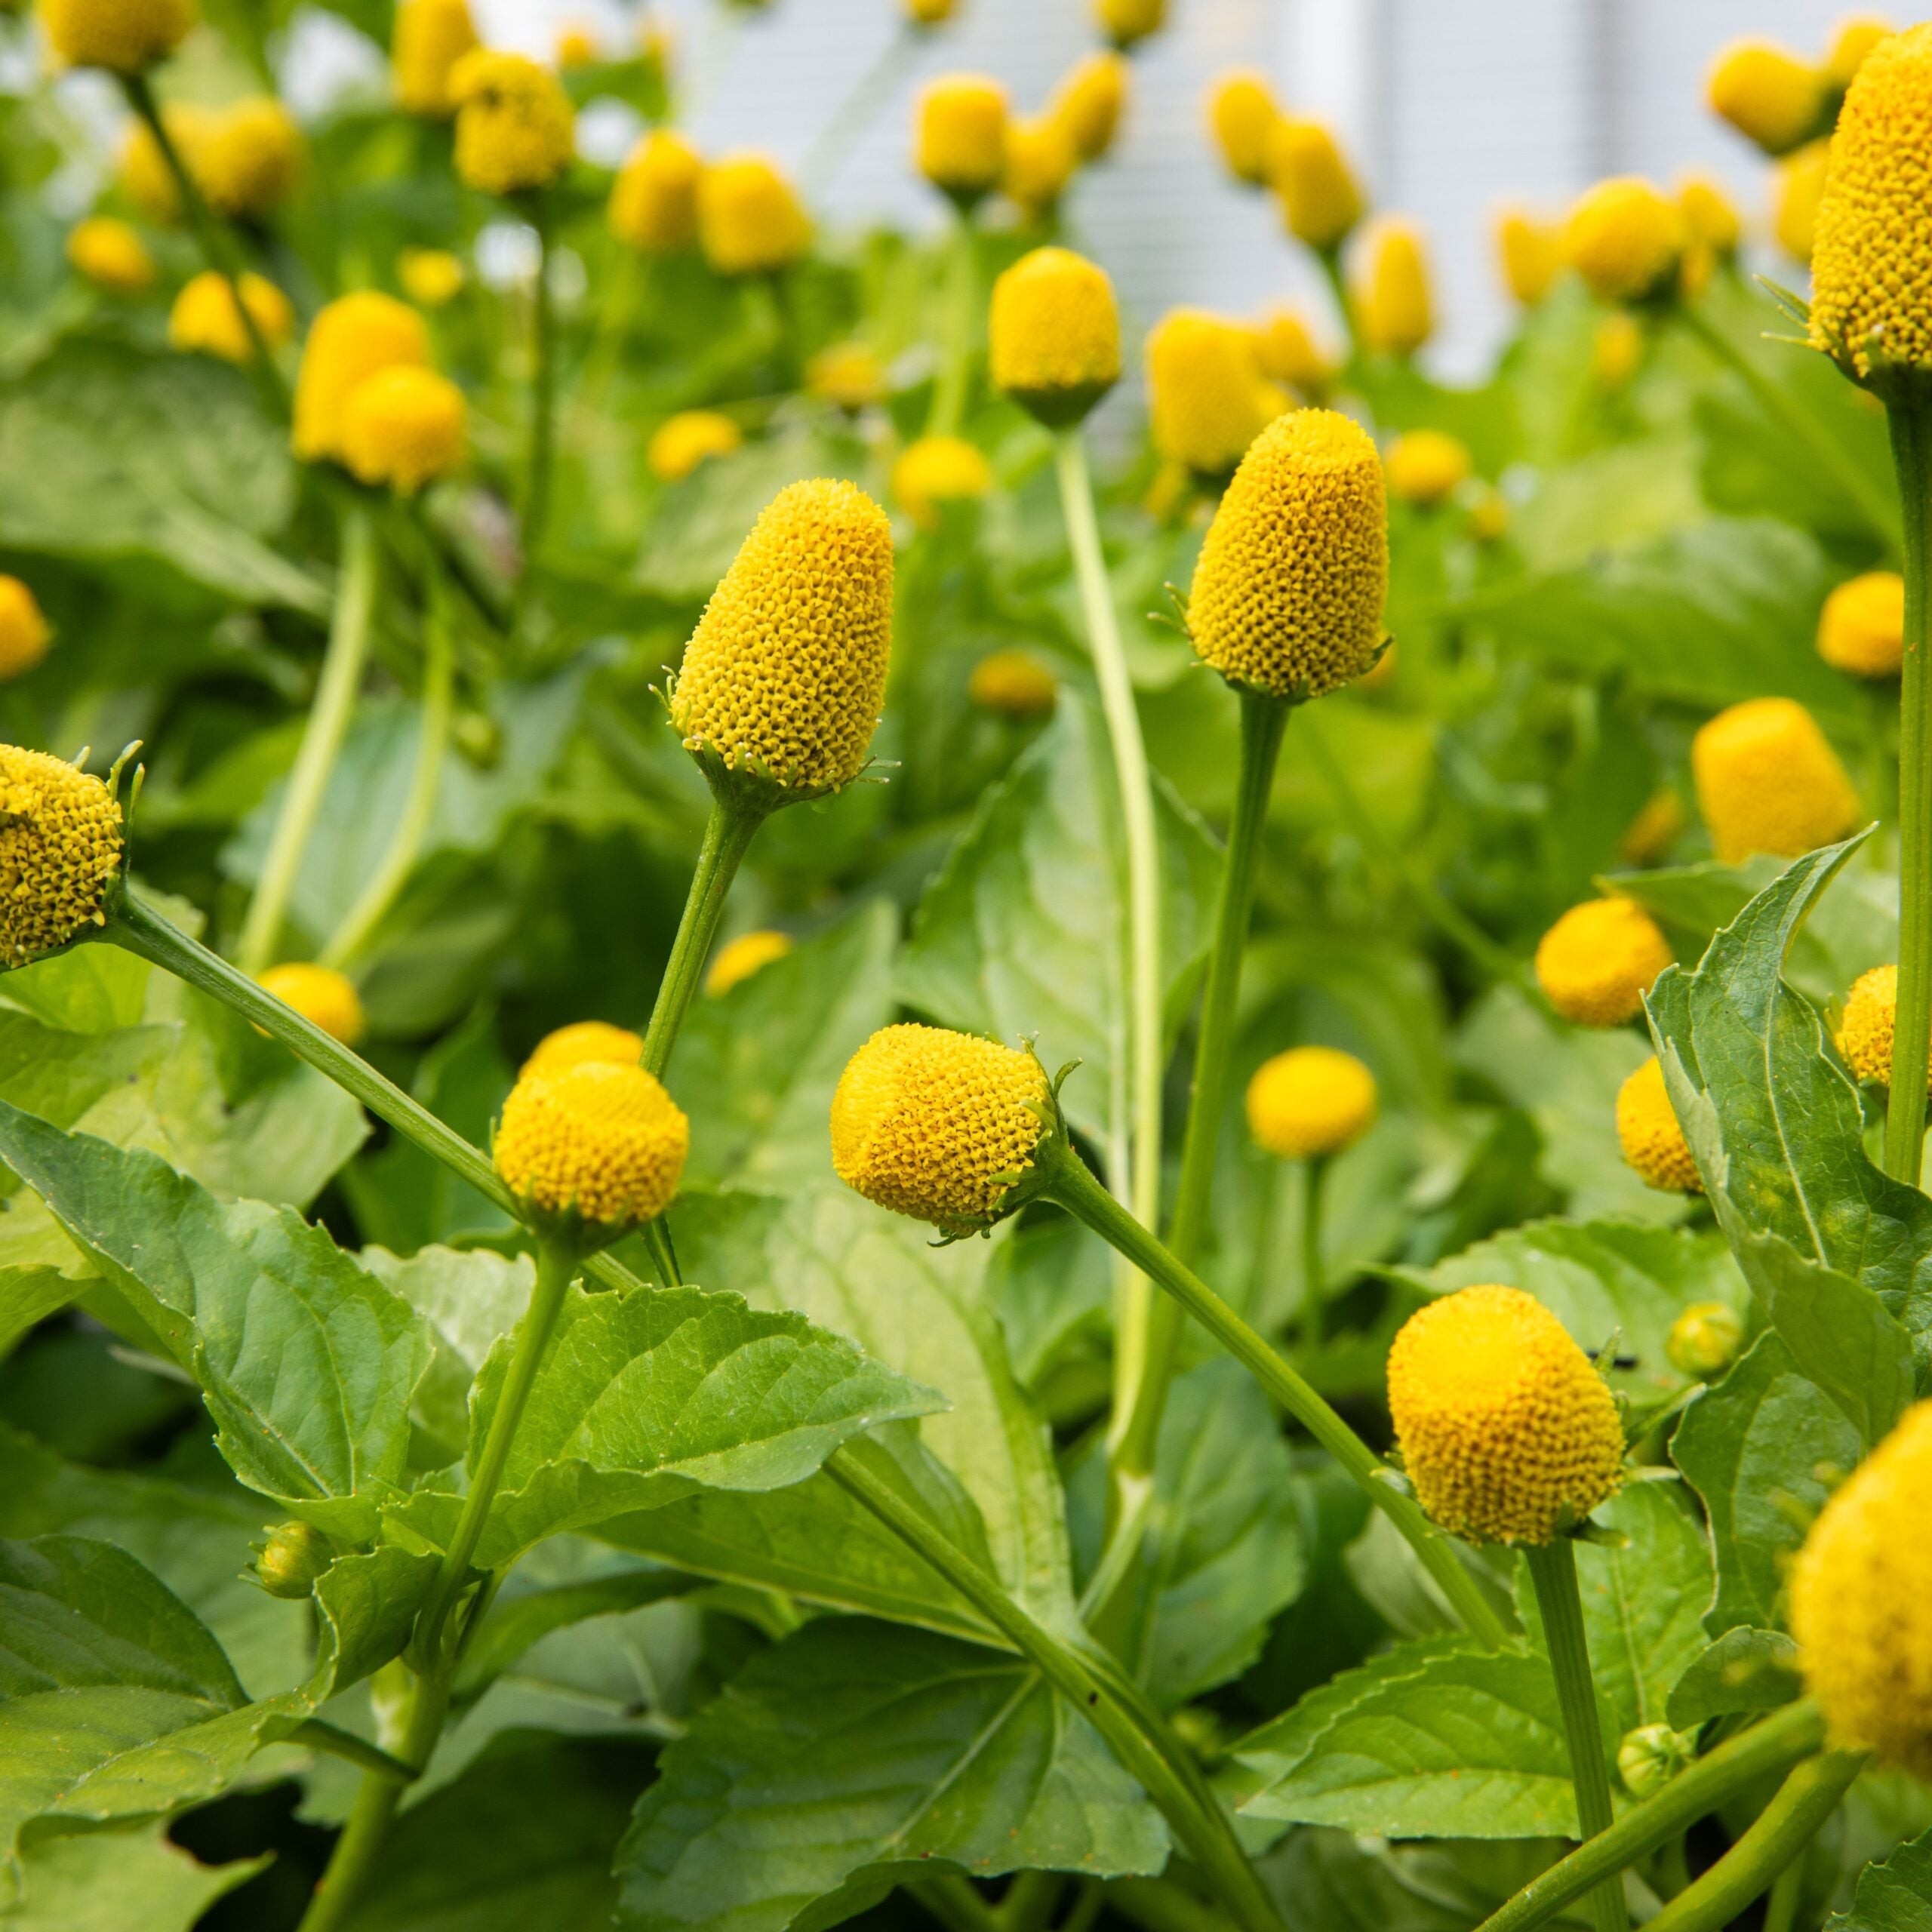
xmin=1759 ymin=1859 xmax=1804 ymax=1932
xmin=1298 ymin=1155 xmax=1328 ymax=1345
xmin=238 ymin=508 xmax=380 ymax=975
xmin=1524 ymin=1540 xmax=1626 ymax=1932
xmin=1315 ymin=245 xmax=1361 ymax=361
xmin=523 ymin=202 xmax=558 ymax=564
xmin=1044 ymin=1147 xmax=1510 ymax=1648
xmin=928 ymin=211 xmax=979 ymax=438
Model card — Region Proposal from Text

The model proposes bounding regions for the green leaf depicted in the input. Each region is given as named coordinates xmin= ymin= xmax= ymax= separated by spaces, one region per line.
xmin=1258 ymin=1826 xmax=1576 ymax=1932
xmin=1666 ymin=1626 xmax=1802 ymax=1730
xmin=454 ymin=1568 xmax=697 ymax=1707
xmin=1827 ymin=1828 xmax=1932 ymax=1932
xmin=0 ymin=942 xmax=152 ymax=1035
xmin=4 ymin=1819 xmax=264 ymax=1932
xmin=612 ymin=1617 xmax=1168 ymax=1932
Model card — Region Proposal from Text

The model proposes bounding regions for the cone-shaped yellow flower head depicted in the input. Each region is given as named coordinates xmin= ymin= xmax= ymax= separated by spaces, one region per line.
xmin=1708 ymin=38 xmax=1829 ymax=155
xmin=258 ymin=962 xmax=365 ymax=1044
xmin=1495 ymin=205 xmax=1562 ymax=306
xmin=1252 ymin=306 xmax=1329 ymax=392
xmin=697 ymin=153 xmax=810 ymax=276
xmin=0 ymin=580 xmax=51 ymax=684
xmin=1357 ymin=217 xmax=1434 ymax=357
xmin=1692 ymin=697 xmax=1860 ymax=865
xmin=1666 ymin=1300 xmax=1743 ymax=1379
xmin=609 ymin=128 xmax=702 ymax=253
xmin=832 ymin=1023 xmax=1049 ymax=1235
xmin=451 ymin=51 xmax=574 ymax=196
xmin=915 ymin=74 xmax=1008 ymax=204
xmin=669 ymin=478 xmax=894 ymax=797
xmin=905 ymin=0 xmax=955 ymax=24
xmin=340 ymin=366 xmax=466 ymax=494
xmin=252 ymin=1520 xmax=331 ymax=1599
xmin=398 ymin=248 xmax=463 ymax=307
xmin=1534 ymin=897 xmax=1673 ymax=1027
xmin=1617 ymin=1057 xmax=1702 ymax=1195
xmin=1186 ymin=408 xmax=1386 ymax=700
xmin=1001 ymin=115 xmax=1077 ymax=220
xmin=989 ymin=247 xmax=1120 ymax=427
xmin=1267 ymin=118 xmax=1364 ymax=251
xmin=196 ymin=98 xmax=303 ymax=220
xmin=1564 ymin=177 xmax=1687 ymax=305
xmin=1246 ymin=1045 xmax=1376 ymax=1160
xmin=892 ymin=435 xmax=992 ymax=530
xmin=392 ymin=0 xmax=479 ymax=117
xmin=1827 ymin=17 xmax=1894 ymax=88
xmin=1774 ymin=140 xmax=1829 ymax=265
xmin=1146 ymin=309 xmax=1287 ymax=479
xmin=1819 ymin=571 xmax=1906 ymax=676
xmin=1384 ymin=429 xmax=1470 ymax=508
xmin=706 ymin=928 xmax=792 ymax=997
xmin=1835 ymin=963 xmax=1932 ymax=1091
xmin=648 ymin=410 xmax=742 ymax=483
xmin=1208 ymin=70 xmax=1278 ymax=187
xmin=969 ymin=650 xmax=1057 ymax=720
xmin=1094 ymin=0 xmax=1161 ymax=51
xmin=1590 ymin=311 xmax=1644 ymax=389
xmin=67 ymin=215 xmax=154 ymax=294
xmin=293 ymin=292 xmax=429 ymax=465
xmin=37 ymin=0 xmax=191 ymax=72
xmin=522 ymin=1018 xmax=641 ymax=1080
xmin=0 ymin=748 xmax=122 ymax=966
xmin=1809 ymin=24 xmax=1932 ymax=387
xmin=1466 ymin=488 xmax=1510 ymax=546
xmin=1677 ymin=171 xmax=1742 ymax=257
xmin=808 ymin=343 xmax=885 ymax=412
xmin=1790 ymin=1399 xmax=1932 ymax=1778
xmin=168 ymin=272 xmax=294 ymax=363
xmin=1052 ymin=51 xmax=1128 ymax=162
xmin=1387 ymin=1284 xmax=1625 ymax=1546
xmin=494 ymin=1060 xmax=688 ymax=1231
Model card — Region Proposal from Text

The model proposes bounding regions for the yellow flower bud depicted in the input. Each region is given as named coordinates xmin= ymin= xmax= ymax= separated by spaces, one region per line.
xmin=1790 ymin=1398 xmax=1932 ymax=1777
xmin=1692 ymin=697 xmax=1860 ymax=865
xmin=553 ymin=20 xmax=596 ymax=68
xmin=340 ymin=366 xmax=466 ymax=494
xmin=697 ymin=153 xmax=810 ymax=276
xmin=1001 ymin=115 xmax=1076 ymax=220
xmin=968 ymin=649 xmax=1056 ymax=721
xmin=1618 ymin=789 xmax=1685 ymax=866
xmin=1591 ymin=311 xmax=1644 ymax=389
xmin=989 ymin=245 xmax=1120 ymax=427
xmin=1186 ymin=408 xmax=1386 ymax=700
xmin=196 ymin=97 xmax=303 ymax=220
xmin=37 ymin=0 xmax=191 ymax=72
xmin=1251 ymin=306 xmax=1329 ymax=392
xmin=67 ymin=215 xmax=154 ymax=294
xmin=1245 ymin=1045 xmax=1376 ymax=1161
xmin=648 ymin=410 xmax=742 ymax=483
xmin=915 ymin=74 xmax=1008 ymax=205
xmin=1617 ymin=1724 xmax=1694 ymax=1801
xmin=1826 ymin=17 xmax=1893 ymax=88
xmin=522 ymin=1019 xmax=641 ymax=1080
xmin=1564 ymin=177 xmax=1687 ymax=305
xmin=1146 ymin=308 xmax=1286 ymax=478
xmin=1835 ymin=963 xmax=1932 ymax=1091
xmin=0 ymin=748 xmax=122 ymax=966
xmin=832 ymin=1023 xmax=1048 ymax=1236
xmin=1466 ymin=488 xmax=1510 ymax=545
xmin=494 ymin=1060 xmax=688 ymax=1232
xmin=1093 ymin=0 xmax=1161 ymax=51
xmin=609 ymin=128 xmax=702 ymax=254
xmin=1207 ymin=70 xmax=1278 ymax=187
xmin=1495 ymin=205 xmax=1562 ymax=306
xmin=168 ymin=271 xmax=294 ymax=363
xmin=1707 ymin=38 xmax=1829 ymax=155
xmin=1266 ymin=118 xmax=1364 ymax=251
xmin=253 ymin=1520 xmax=332 ymax=1598
xmin=1616 ymin=1056 xmax=1702 ymax=1195
xmin=1356 ymin=217 xmax=1433 ymax=357
xmin=0 ymin=580 xmax=51 ymax=683
xmin=1052 ymin=51 xmax=1128 ymax=163
xmin=706 ymin=928 xmax=792 ymax=997
xmin=392 ymin=0 xmax=479 ymax=118
xmin=258 ymin=962 xmax=366 ymax=1044
xmin=293 ymin=291 xmax=429 ymax=465
xmin=1665 ymin=1300 xmax=1743 ymax=1380
xmin=669 ymin=478 xmax=894 ymax=798
xmin=1819 ymin=571 xmax=1906 ymax=677
xmin=450 ymin=50 xmax=574 ymax=197
xmin=1677 ymin=171 xmax=1742 ymax=257
xmin=807 ymin=343 xmax=884 ymax=413
xmin=1387 ymin=1284 xmax=1625 ymax=1546
xmin=1383 ymin=429 xmax=1469 ymax=508
xmin=1534 ymin=897 xmax=1673 ymax=1027
xmin=905 ymin=0 xmax=954 ymax=23
xmin=119 ymin=107 xmax=212 ymax=223
xmin=892 ymin=435 xmax=992 ymax=531
xmin=398 ymin=248 xmax=464 ymax=307
xmin=1774 ymin=140 xmax=1829 ymax=266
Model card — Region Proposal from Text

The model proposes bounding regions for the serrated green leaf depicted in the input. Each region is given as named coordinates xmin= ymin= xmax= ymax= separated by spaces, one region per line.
xmin=4 ymin=1818 xmax=264 ymax=1931
xmin=1258 ymin=1826 xmax=1575 ymax=1932
xmin=1666 ymin=1626 xmax=1801 ymax=1730
xmin=1827 ymin=1829 xmax=1932 ymax=1932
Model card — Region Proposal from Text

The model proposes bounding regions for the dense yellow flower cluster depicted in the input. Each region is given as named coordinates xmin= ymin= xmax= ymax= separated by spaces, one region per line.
xmin=0 ymin=580 xmax=51 ymax=683
xmin=1356 ymin=218 xmax=1433 ymax=357
xmin=340 ymin=367 xmax=466 ymax=493
xmin=1093 ymin=0 xmax=1162 ymax=52
xmin=522 ymin=1020 xmax=641 ymax=1079
xmin=893 ymin=436 xmax=992 ymax=529
xmin=1245 ymin=1046 xmax=1377 ymax=1160
xmin=392 ymin=0 xmax=479 ymax=117
xmin=1691 ymin=698 xmax=1860 ymax=864
xmin=258 ymin=963 xmax=366 ymax=1045
xmin=808 ymin=343 xmax=885 ymax=412
xmin=1208 ymin=71 xmax=1278 ymax=187
xmin=916 ymin=74 xmax=1008 ymax=203
xmin=1775 ymin=142 xmax=1829 ymax=265
xmin=399 ymin=248 xmax=465 ymax=307
xmin=1146 ymin=309 xmax=1286 ymax=478
xmin=648 ymin=411 xmax=742 ymax=483
xmin=1268 ymin=120 xmax=1363 ymax=251
xmin=706 ymin=929 xmax=792 ymax=996
xmin=1251 ymin=307 xmax=1329 ymax=393
xmin=169 ymin=272 xmax=294 ymax=361
xmin=1819 ymin=571 xmax=1906 ymax=677
xmin=1707 ymin=39 xmax=1829 ymax=155
xmin=293 ymin=292 xmax=430 ymax=465
xmin=697 ymin=155 xmax=809 ymax=275
xmin=38 ymin=0 xmax=192 ymax=72
xmin=1384 ymin=429 xmax=1470 ymax=508
xmin=1051 ymin=52 xmax=1127 ymax=162
xmin=1835 ymin=964 xmax=1932 ymax=1091
xmin=450 ymin=51 xmax=575 ymax=196
xmin=610 ymin=130 xmax=703 ymax=253
xmin=1534 ymin=898 xmax=1673 ymax=1027
xmin=1495 ymin=206 xmax=1562 ymax=306
xmin=968 ymin=651 xmax=1057 ymax=721
xmin=494 ymin=1060 xmax=688 ymax=1229
xmin=66 ymin=217 xmax=152 ymax=294
xmin=0 ymin=747 xmax=123 ymax=965
xmin=1615 ymin=1057 xmax=1701 ymax=1195
xmin=1002 ymin=117 xmax=1076 ymax=219
xmin=989 ymin=247 xmax=1120 ymax=426
xmin=1564 ymin=177 xmax=1687 ymax=304
xmin=195 ymin=98 xmax=303 ymax=220
xmin=1665 ymin=1302 xmax=1743 ymax=1378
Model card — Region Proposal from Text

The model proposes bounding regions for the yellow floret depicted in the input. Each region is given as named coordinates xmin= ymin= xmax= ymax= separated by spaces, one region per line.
xmin=1534 ymin=897 xmax=1673 ymax=1028
xmin=1592 ymin=311 xmax=1644 ymax=389
xmin=916 ymin=73 xmax=1008 ymax=203
xmin=1093 ymin=0 xmax=1161 ymax=51
xmin=832 ymin=1023 xmax=1048 ymax=1235
xmin=554 ymin=20 xmax=596 ymax=67
xmin=1384 ymin=429 xmax=1469 ymax=508
xmin=807 ymin=343 xmax=884 ymax=412
xmin=398 ymin=248 xmax=464 ymax=307
xmin=1252 ymin=306 xmax=1329 ymax=392
xmin=1666 ymin=1300 xmax=1743 ymax=1378
xmin=37 ymin=0 xmax=192 ymax=72
xmin=1790 ymin=1399 xmax=1932 ymax=1778
xmin=697 ymin=153 xmax=810 ymax=276
xmin=196 ymin=97 xmax=303 ymax=220
xmin=1819 ymin=571 xmax=1906 ymax=677
xmin=1051 ymin=51 xmax=1128 ymax=162
xmin=1835 ymin=963 xmax=1932 ymax=1091
xmin=1208 ymin=70 xmax=1278 ymax=188
xmin=292 ymin=291 xmax=429 ymax=465
xmin=1387 ymin=1284 xmax=1625 ymax=1546
xmin=68 ymin=216 xmax=154 ymax=294
xmin=1001 ymin=116 xmax=1076 ymax=220
xmin=989 ymin=246 xmax=1120 ymax=426
xmin=1774 ymin=140 xmax=1829 ymax=265
xmin=1185 ymin=408 xmax=1386 ymax=700
xmin=494 ymin=1060 xmax=688 ymax=1229
xmin=257 ymin=962 xmax=365 ymax=1044
xmin=669 ymin=478 xmax=894 ymax=796
xmin=168 ymin=271 xmax=294 ymax=362
xmin=0 ymin=747 xmax=122 ymax=965
xmin=392 ymin=0 xmax=478 ymax=118
xmin=1616 ymin=1057 xmax=1702 ymax=1195
xmin=609 ymin=128 xmax=702 ymax=253
xmin=893 ymin=435 xmax=992 ymax=530
xmin=648 ymin=411 xmax=742 ymax=483
xmin=1267 ymin=118 xmax=1364 ymax=251
xmin=1245 ymin=1045 xmax=1377 ymax=1160
xmin=1826 ymin=17 xmax=1894 ymax=88
xmin=450 ymin=50 xmax=574 ymax=197
xmin=1356 ymin=217 xmax=1433 ymax=357
xmin=522 ymin=1019 xmax=642 ymax=1080
xmin=1809 ymin=24 xmax=1932 ymax=386
xmin=1708 ymin=38 xmax=1829 ymax=155
xmin=706 ymin=928 xmax=792 ymax=996
xmin=1677 ymin=171 xmax=1742 ymax=256
xmin=968 ymin=650 xmax=1057 ymax=721
xmin=1564 ymin=177 xmax=1687 ymax=305
xmin=1692 ymin=697 xmax=1860 ymax=865
xmin=1494 ymin=205 xmax=1562 ymax=306
xmin=1146 ymin=308 xmax=1287 ymax=478
xmin=340 ymin=366 xmax=466 ymax=494
xmin=0 ymin=580 xmax=51 ymax=683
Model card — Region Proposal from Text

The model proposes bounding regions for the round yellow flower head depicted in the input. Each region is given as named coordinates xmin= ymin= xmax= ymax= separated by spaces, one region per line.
xmin=1001 ymin=115 xmax=1076 ymax=220
xmin=1819 ymin=571 xmax=1906 ymax=677
xmin=1774 ymin=140 xmax=1829 ymax=265
xmin=37 ymin=0 xmax=191 ymax=72
xmin=1677 ymin=171 xmax=1742 ymax=257
xmin=68 ymin=216 xmax=153 ymax=294
xmin=1708 ymin=38 xmax=1829 ymax=155
xmin=706 ymin=928 xmax=792 ymax=997
xmin=1619 ymin=789 xmax=1686 ymax=866
xmin=0 ymin=749 xmax=121 ymax=966
xmin=808 ymin=343 xmax=884 ymax=412
xmin=1357 ymin=217 xmax=1434 ymax=357
xmin=832 ymin=1023 xmax=1049 ymax=1236
xmin=554 ymin=20 xmax=595 ymax=68
xmin=1692 ymin=697 xmax=1860 ymax=865
xmin=398 ymin=248 xmax=464 ymax=306
xmin=196 ymin=98 xmax=303 ymax=220
xmin=1564 ymin=177 xmax=1687 ymax=305
xmin=1616 ymin=1056 xmax=1702 ymax=1195
xmin=648 ymin=411 xmax=742 ymax=483
xmin=340 ymin=366 xmax=466 ymax=494
xmin=1387 ymin=1284 xmax=1625 ymax=1546
xmin=392 ymin=0 xmax=479 ymax=118
xmin=0 ymin=580 xmax=50 ymax=683
xmin=609 ymin=128 xmax=702 ymax=254
xmin=1666 ymin=1300 xmax=1744 ymax=1379
xmin=293 ymin=291 xmax=429 ymax=465
xmin=1245 ymin=1045 xmax=1376 ymax=1161
xmin=494 ymin=1060 xmax=688 ymax=1232
xmin=1208 ymin=70 xmax=1278 ymax=187
xmin=989 ymin=246 xmax=1120 ymax=427
xmin=252 ymin=1520 xmax=331 ymax=1599
xmin=1094 ymin=0 xmax=1161 ymax=51
xmin=893 ymin=435 xmax=992 ymax=531
xmin=1495 ymin=205 xmax=1562 ymax=306
xmin=915 ymin=73 xmax=1008 ymax=205
xmin=522 ymin=1019 xmax=641 ymax=1080
xmin=1827 ymin=17 xmax=1894 ymax=88
xmin=1052 ymin=51 xmax=1128 ymax=162
xmin=697 ymin=153 xmax=810 ymax=276
xmin=1146 ymin=308 xmax=1286 ymax=479
xmin=1466 ymin=487 xmax=1510 ymax=545
xmin=1186 ymin=408 xmax=1386 ymax=700
xmin=1809 ymin=24 xmax=1932 ymax=389
xmin=1384 ymin=429 xmax=1469 ymax=508
xmin=1790 ymin=1399 xmax=1932 ymax=1778
xmin=1267 ymin=118 xmax=1364 ymax=251
xmin=168 ymin=271 xmax=294 ymax=362
xmin=1835 ymin=963 xmax=1932 ymax=1090
xmin=905 ymin=0 xmax=955 ymax=24
xmin=450 ymin=50 xmax=574 ymax=196
xmin=670 ymin=478 xmax=894 ymax=798
xmin=258 ymin=962 xmax=365 ymax=1044
xmin=1534 ymin=897 xmax=1673 ymax=1028
xmin=968 ymin=649 xmax=1057 ymax=721
xmin=1591 ymin=311 xmax=1644 ymax=389
xmin=1252 ymin=306 xmax=1329 ymax=393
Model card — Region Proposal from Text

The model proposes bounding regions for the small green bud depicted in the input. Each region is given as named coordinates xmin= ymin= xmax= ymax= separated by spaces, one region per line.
xmin=454 ymin=712 xmax=503 ymax=770
xmin=253 ymin=1521 xmax=332 ymax=1598
xmin=1617 ymin=1721 xmax=1694 ymax=1800
xmin=1666 ymin=1302 xmax=1746 ymax=1380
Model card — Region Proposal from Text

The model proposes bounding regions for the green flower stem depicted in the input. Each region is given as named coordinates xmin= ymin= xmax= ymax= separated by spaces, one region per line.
xmin=287 ymin=1718 xmax=415 ymax=1782
xmin=1759 ymin=1857 xmax=1804 ymax=1932
xmin=1043 ymin=1146 xmax=1511 ymax=1649
xmin=523 ymin=198 xmax=558 ymax=565
xmin=823 ymin=1446 xmax=1284 ymax=1932
xmin=1472 ymin=1700 xmax=1826 ymax=1932
xmin=238 ymin=506 xmax=380 ymax=976
xmin=1299 ymin=1154 xmax=1329 ymax=1346
xmin=928 ymin=210 xmax=979 ymax=438
xmin=1523 ymin=1539 xmax=1627 ymax=1932
xmin=912 ymin=1876 xmax=1004 ymax=1932
xmin=1315 ymin=245 xmax=1361 ymax=361
xmin=1884 ymin=400 xmax=1932 ymax=1182
xmin=800 ymin=20 xmax=921 ymax=197
xmin=1106 ymin=1876 xmax=1240 ymax=1932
